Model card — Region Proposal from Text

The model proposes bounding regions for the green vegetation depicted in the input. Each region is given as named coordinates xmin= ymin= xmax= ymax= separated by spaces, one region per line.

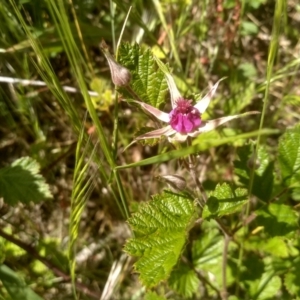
xmin=0 ymin=0 xmax=300 ymax=299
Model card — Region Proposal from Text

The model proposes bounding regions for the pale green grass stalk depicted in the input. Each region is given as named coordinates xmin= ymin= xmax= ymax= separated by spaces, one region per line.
xmin=68 ymin=126 xmax=95 ymax=300
xmin=152 ymin=0 xmax=182 ymax=68
xmin=68 ymin=0 xmax=94 ymax=75
xmin=112 ymin=6 xmax=132 ymax=159
xmin=44 ymin=0 xmax=129 ymax=218
xmin=9 ymin=3 xmax=130 ymax=293
xmin=110 ymin=0 xmax=116 ymax=52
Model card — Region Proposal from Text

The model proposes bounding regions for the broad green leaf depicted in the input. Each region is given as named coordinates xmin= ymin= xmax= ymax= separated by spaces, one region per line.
xmin=192 ymin=228 xmax=222 ymax=268
xmin=240 ymin=252 xmax=265 ymax=282
xmin=144 ymin=291 xmax=166 ymax=300
xmin=251 ymin=272 xmax=281 ymax=300
xmin=284 ymin=259 xmax=300 ymax=298
xmin=234 ymin=144 xmax=274 ymax=201
xmin=168 ymin=264 xmax=199 ymax=298
xmin=240 ymin=257 xmax=281 ymax=299
xmin=255 ymin=203 xmax=298 ymax=237
xmin=241 ymin=21 xmax=259 ymax=35
xmin=244 ymin=272 xmax=281 ymax=300
xmin=192 ymin=226 xmax=236 ymax=291
xmin=244 ymin=236 xmax=289 ymax=258
xmin=0 ymin=264 xmax=44 ymax=300
xmin=124 ymin=191 xmax=196 ymax=287
xmin=203 ymin=183 xmax=248 ymax=219
xmin=278 ymin=125 xmax=300 ymax=187
xmin=0 ymin=157 xmax=52 ymax=205
xmin=118 ymin=43 xmax=168 ymax=108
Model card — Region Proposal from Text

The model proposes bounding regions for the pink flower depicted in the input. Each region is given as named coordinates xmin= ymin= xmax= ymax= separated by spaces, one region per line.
xmin=132 ymin=71 xmax=259 ymax=143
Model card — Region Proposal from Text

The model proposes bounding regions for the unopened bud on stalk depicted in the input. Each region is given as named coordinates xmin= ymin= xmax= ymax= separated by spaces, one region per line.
xmin=100 ymin=40 xmax=131 ymax=86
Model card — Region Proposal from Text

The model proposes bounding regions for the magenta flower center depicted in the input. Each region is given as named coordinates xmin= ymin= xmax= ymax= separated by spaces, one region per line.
xmin=169 ymin=98 xmax=202 ymax=134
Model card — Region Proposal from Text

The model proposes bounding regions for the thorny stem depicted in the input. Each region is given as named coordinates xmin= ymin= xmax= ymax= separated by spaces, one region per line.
xmin=0 ymin=229 xmax=101 ymax=299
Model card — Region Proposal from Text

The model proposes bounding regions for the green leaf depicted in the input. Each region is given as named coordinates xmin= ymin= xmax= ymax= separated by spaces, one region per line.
xmin=124 ymin=191 xmax=196 ymax=287
xmin=241 ymin=21 xmax=259 ymax=35
xmin=203 ymin=183 xmax=248 ymax=219
xmin=240 ymin=257 xmax=281 ymax=299
xmin=244 ymin=236 xmax=289 ymax=258
xmin=118 ymin=43 xmax=168 ymax=108
xmin=192 ymin=228 xmax=222 ymax=269
xmin=0 ymin=264 xmax=44 ymax=300
xmin=168 ymin=264 xmax=200 ymax=298
xmin=255 ymin=203 xmax=298 ymax=237
xmin=0 ymin=157 xmax=52 ymax=205
xmin=192 ymin=225 xmax=236 ymax=291
xmin=144 ymin=291 xmax=166 ymax=300
xmin=240 ymin=252 xmax=265 ymax=282
xmin=278 ymin=125 xmax=300 ymax=187
xmin=252 ymin=272 xmax=281 ymax=300
xmin=284 ymin=259 xmax=300 ymax=298
xmin=234 ymin=144 xmax=274 ymax=201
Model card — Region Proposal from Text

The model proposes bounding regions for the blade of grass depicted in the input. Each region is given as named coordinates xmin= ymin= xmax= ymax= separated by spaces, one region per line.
xmin=152 ymin=0 xmax=182 ymax=69
xmin=115 ymin=128 xmax=279 ymax=169
xmin=9 ymin=0 xmax=129 ymax=218
xmin=45 ymin=0 xmax=129 ymax=218
xmin=68 ymin=126 xmax=95 ymax=300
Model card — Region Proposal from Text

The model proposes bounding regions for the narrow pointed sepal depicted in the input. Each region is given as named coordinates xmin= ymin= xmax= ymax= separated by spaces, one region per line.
xmin=154 ymin=56 xmax=182 ymax=108
xmin=130 ymin=100 xmax=170 ymax=123
xmin=165 ymin=73 xmax=182 ymax=108
xmin=194 ymin=77 xmax=227 ymax=113
xmin=190 ymin=111 xmax=260 ymax=137
xmin=135 ymin=125 xmax=176 ymax=140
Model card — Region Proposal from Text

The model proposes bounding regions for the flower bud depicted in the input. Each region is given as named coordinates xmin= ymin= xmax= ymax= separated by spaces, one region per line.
xmin=100 ymin=41 xmax=131 ymax=86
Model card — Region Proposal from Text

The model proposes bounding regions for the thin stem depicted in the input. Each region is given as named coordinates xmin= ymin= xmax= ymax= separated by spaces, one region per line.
xmin=221 ymin=233 xmax=231 ymax=300
xmin=186 ymin=138 xmax=207 ymax=207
